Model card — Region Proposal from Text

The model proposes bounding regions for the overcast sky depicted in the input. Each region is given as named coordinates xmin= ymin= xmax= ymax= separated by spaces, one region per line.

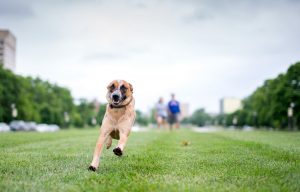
xmin=1 ymin=0 xmax=300 ymax=113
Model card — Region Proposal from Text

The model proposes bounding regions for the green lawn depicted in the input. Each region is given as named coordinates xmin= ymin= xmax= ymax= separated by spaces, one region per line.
xmin=0 ymin=128 xmax=299 ymax=191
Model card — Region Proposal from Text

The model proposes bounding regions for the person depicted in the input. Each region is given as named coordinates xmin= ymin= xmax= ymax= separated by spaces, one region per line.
xmin=167 ymin=93 xmax=181 ymax=129
xmin=155 ymin=97 xmax=167 ymax=129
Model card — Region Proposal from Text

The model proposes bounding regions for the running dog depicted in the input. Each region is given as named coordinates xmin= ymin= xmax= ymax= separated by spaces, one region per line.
xmin=88 ymin=80 xmax=136 ymax=171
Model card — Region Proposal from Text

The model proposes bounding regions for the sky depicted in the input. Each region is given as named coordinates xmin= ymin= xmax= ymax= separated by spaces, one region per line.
xmin=1 ymin=0 xmax=300 ymax=114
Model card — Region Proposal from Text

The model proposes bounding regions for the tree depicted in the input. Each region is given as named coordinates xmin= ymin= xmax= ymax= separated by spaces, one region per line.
xmin=0 ymin=66 xmax=75 ymax=127
xmin=187 ymin=108 xmax=211 ymax=127
xmin=222 ymin=62 xmax=300 ymax=129
xmin=136 ymin=110 xmax=149 ymax=126
xmin=97 ymin=104 xmax=107 ymax=126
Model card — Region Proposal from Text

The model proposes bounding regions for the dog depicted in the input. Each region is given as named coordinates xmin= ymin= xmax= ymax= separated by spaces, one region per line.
xmin=88 ymin=80 xmax=136 ymax=171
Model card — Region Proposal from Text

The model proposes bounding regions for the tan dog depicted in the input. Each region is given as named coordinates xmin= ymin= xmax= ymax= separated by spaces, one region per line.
xmin=88 ymin=80 xmax=136 ymax=171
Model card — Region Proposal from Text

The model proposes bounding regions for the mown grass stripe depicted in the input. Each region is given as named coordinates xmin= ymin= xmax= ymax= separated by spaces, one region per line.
xmin=0 ymin=129 xmax=299 ymax=192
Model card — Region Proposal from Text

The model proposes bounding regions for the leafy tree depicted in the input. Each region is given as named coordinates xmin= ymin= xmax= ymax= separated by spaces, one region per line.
xmin=136 ymin=110 xmax=149 ymax=126
xmin=0 ymin=66 xmax=76 ymax=127
xmin=97 ymin=104 xmax=107 ymax=126
xmin=186 ymin=108 xmax=211 ymax=127
xmin=221 ymin=62 xmax=300 ymax=130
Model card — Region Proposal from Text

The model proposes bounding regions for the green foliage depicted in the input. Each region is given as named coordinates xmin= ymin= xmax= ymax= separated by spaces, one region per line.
xmin=0 ymin=66 xmax=76 ymax=126
xmin=72 ymin=112 xmax=84 ymax=127
xmin=221 ymin=62 xmax=300 ymax=129
xmin=0 ymin=66 xmax=104 ymax=128
xmin=75 ymin=99 xmax=96 ymax=127
xmin=183 ymin=108 xmax=211 ymax=127
xmin=135 ymin=109 xmax=149 ymax=126
xmin=97 ymin=104 xmax=107 ymax=126
xmin=149 ymin=107 xmax=157 ymax=124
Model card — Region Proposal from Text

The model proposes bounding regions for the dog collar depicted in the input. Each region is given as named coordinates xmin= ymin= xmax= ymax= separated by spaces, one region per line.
xmin=110 ymin=97 xmax=133 ymax=109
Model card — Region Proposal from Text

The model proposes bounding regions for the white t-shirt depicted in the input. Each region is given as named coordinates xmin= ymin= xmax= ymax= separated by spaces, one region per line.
xmin=156 ymin=103 xmax=167 ymax=117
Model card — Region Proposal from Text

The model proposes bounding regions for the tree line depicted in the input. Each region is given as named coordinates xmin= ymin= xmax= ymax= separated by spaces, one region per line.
xmin=1 ymin=61 xmax=298 ymax=129
xmin=184 ymin=62 xmax=300 ymax=130
xmin=0 ymin=66 xmax=146 ymax=127
xmin=220 ymin=62 xmax=300 ymax=130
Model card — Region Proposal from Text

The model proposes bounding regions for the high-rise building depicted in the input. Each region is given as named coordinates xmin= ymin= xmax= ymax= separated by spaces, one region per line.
xmin=0 ymin=30 xmax=16 ymax=72
xmin=220 ymin=97 xmax=242 ymax=114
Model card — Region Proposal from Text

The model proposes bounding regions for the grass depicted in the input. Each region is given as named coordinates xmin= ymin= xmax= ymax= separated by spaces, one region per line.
xmin=0 ymin=128 xmax=300 ymax=192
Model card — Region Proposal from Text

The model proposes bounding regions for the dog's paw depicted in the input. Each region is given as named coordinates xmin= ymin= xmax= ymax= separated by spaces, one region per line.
xmin=88 ymin=165 xmax=97 ymax=172
xmin=113 ymin=147 xmax=123 ymax=156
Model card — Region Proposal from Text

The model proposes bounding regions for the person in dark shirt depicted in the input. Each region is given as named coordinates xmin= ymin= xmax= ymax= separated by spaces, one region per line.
xmin=167 ymin=93 xmax=181 ymax=129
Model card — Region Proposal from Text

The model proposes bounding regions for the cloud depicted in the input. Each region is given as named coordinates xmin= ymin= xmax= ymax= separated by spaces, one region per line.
xmin=83 ymin=52 xmax=128 ymax=61
xmin=1 ymin=0 xmax=299 ymax=113
xmin=181 ymin=0 xmax=300 ymax=25
xmin=0 ymin=1 xmax=34 ymax=18
xmin=184 ymin=12 xmax=214 ymax=23
xmin=82 ymin=45 xmax=151 ymax=62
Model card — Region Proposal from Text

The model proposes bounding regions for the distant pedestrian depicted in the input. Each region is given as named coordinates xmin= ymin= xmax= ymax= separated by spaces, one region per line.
xmin=168 ymin=93 xmax=181 ymax=129
xmin=155 ymin=97 xmax=167 ymax=129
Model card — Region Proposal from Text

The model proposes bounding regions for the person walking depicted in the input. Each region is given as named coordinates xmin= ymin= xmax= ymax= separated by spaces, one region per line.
xmin=167 ymin=93 xmax=181 ymax=129
xmin=155 ymin=97 xmax=167 ymax=129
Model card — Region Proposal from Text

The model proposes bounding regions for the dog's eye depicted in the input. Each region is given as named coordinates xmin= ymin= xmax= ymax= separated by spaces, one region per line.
xmin=109 ymin=84 xmax=115 ymax=91
xmin=120 ymin=85 xmax=127 ymax=92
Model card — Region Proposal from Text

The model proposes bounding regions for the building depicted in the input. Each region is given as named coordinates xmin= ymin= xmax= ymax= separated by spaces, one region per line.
xmin=220 ymin=97 xmax=242 ymax=114
xmin=0 ymin=30 xmax=16 ymax=71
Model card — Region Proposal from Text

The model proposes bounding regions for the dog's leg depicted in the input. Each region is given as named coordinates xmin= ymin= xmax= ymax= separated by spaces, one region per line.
xmin=89 ymin=128 xmax=109 ymax=171
xmin=113 ymin=132 xmax=129 ymax=156
xmin=106 ymin=136 xmax=112 ymax=149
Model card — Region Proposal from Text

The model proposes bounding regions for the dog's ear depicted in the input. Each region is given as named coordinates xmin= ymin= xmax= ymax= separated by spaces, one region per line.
xmin=107 ymin=81 xmax=115 ymax=90
xmin=129 ymin=83 xmax=133 ymax=92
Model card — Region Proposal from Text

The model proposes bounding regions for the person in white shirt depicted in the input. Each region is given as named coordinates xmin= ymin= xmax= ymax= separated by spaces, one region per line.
xmin=155 ymin=97 xmax=168 ymax=129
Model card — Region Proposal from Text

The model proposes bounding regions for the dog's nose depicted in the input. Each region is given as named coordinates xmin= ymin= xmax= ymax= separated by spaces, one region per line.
xmin=112 ymin=94 xmax=120 ymax=101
